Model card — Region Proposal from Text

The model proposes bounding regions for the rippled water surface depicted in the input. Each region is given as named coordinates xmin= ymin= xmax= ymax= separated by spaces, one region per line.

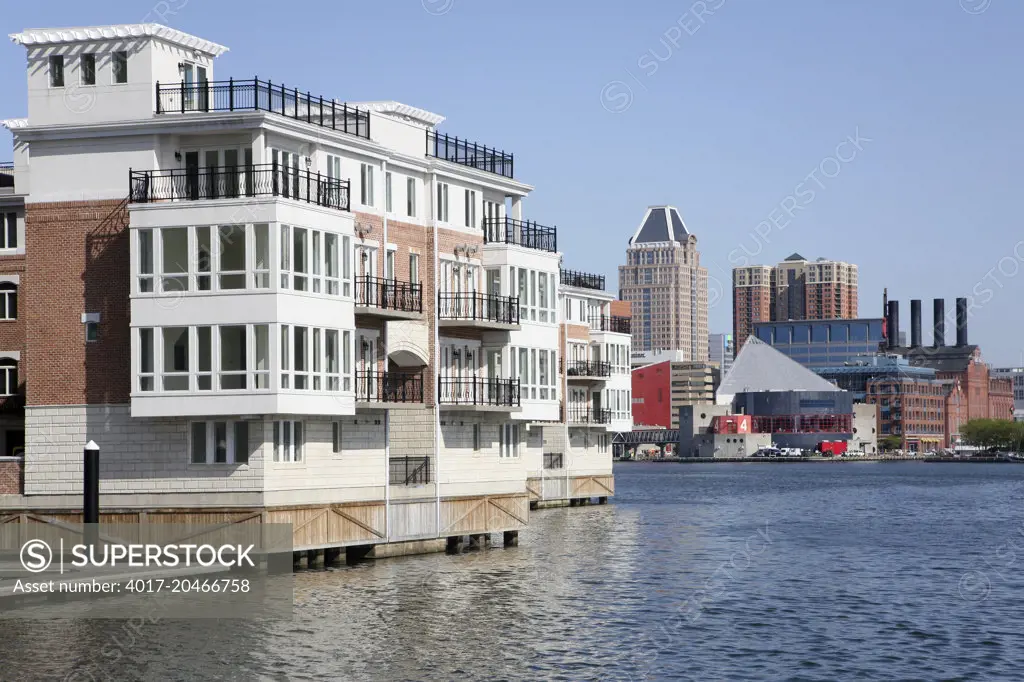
xmin=4 ymin=462 xmax=1024 ymax=681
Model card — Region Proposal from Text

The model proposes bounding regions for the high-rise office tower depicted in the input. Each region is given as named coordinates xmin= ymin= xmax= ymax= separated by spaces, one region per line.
xmin=618 ymin=206 xmax=708 ymax=362
xmin=733 ymin=253 xmax=858 ymax=352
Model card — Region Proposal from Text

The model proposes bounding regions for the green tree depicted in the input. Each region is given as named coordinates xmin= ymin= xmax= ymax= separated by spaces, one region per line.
xmin=880 ymin=435 xmax=902 ymax=451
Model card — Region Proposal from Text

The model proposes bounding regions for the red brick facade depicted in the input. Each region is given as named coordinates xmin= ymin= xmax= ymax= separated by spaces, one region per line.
xmin=24 ymin=199 xmax=131 ymax=406
xmin=733 ymin=285 xmax=771 ymax=352
xmin=0 ymin=457 xmax=23 ymax=494
xmin=0 ymin=251 xmax=26 ymax=411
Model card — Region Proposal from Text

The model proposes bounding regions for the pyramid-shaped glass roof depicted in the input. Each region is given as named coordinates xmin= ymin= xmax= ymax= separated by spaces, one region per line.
xmin=716 ymin=337 xmax=841 ymax=404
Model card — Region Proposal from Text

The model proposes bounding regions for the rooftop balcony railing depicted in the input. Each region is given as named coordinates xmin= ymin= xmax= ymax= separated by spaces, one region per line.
xmin=438 ymin=376 xmax=521 ymax=407
xmin=0 ymin=162 xmax=13 ymax=190
xmin=561 ymin=269 xmax=605 ymax=291
xmin=438 ymin=292 xmax=519 ymax=326
xmin=356 ymin=370 xmax=425 ymax=404
xmin=589 ymin=315 xmax=632 ymax=334
xmin=389 ymin=456 xmax=431 ymax=485
xmin=568 ymin=407 xmax=612 ymax=425
xmin=482 ymin=217 xmax=557 ymax=253
xmin=128 ymin=163 xmax=350 ymax=212
xmin=155 ymin=78 xmax=370 ymax=139
xmin=355 ymin=276 xmax=423 ymax=314
xmin=427 ymin=131 xmax=513 ymax=178
xmin=565 ymin=360 xmax=612 ymax=378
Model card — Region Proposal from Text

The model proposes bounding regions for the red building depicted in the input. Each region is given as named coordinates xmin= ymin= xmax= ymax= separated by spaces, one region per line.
xmin=631 ymin=360 xmax=713 ymax=429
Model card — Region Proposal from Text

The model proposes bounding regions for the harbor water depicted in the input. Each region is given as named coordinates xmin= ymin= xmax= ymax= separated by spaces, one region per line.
xmin=3 ymin=461 xmax=1024 ymax=681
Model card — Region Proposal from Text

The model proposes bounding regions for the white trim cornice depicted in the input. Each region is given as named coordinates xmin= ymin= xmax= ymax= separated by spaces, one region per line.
xmin=2 ymin=119 xmax=27 ymax=130
xmin=351 ymin=101 xmax=445 ymax=127
xmin=9 ymin=24 xmax=228 ymax=57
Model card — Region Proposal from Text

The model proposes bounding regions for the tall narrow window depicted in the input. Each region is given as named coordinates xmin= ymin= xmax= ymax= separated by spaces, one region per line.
xmin=197 ymin=326 xmax=212 ymax=390
xmin=0 ymin=283 xmax=17 ymax=321
xmin=254 ymin=325 xmax=269 ymax=389
xmin=473 ymin=423 xmax=481 ymax=451
xmin=139 ymin=329 xmax=154 ymax=391
xmin=409 ymin=253 xmax=420 ymax=284
xmin=360 ymin=164 xmax=374 ymax=206
xmin=137 ymin=229 xmax=154 ymax=293
xmin=325 ymin=329 xmax=340 ymax=391
xmin=162 ymin=327 xmax=189 ymax=391
xmin=81 ymin=54 xmax=96 ymax=85
xmin=342 ymin=330 xmax=352 ymax=391
xmin=220 ymin=325 xmax=247 ymax=389
xmin=49 ymin=56 xmax=65 ymax=87
xmin=293 ymin=227 xmax=308 ymax=291
xmin=464 ymin=190 xmax=476 ymax=228
xmin=385 ymin=172 xmax=393 ymax=213
xmin=113 ymin=51 xmax=128 ymax=84
xmin=294 ymin=326 xmax=308 ymax=389
xmin=311 ymin=231 xmax=322 ymax=293
xmin=386 ymin=249 xmax=396 ymax=281
xmin=280 ymin=324 xmax=290 ymax=389
xmin=1 ymin=213 xmax=15 ymax=250
xmin=280 ymin=225 xmax=291 ymax=289
xmin=332 ymin=421 xmax=343 ymax=454
xmin=218 ymin=225 xmax=246 ymax=289
xmin=253 ymin=224 xmax=270 ymax=288
xmin=341 ymin=235 xmax=352 ymax=296
xmin=406 ymin=178 xmax=416 ymax=217
xmin=161 ymin=228 xmax=188 ymax=293
xmin=195 ymin=226 xmax=212 ymax=291
xmin=273 ymin=420 xmax=304 ymax=462
xmin=325 ymin=233 xmax=340 ymax=295
xmin=436 ymin=182 xmax=449 ymax=222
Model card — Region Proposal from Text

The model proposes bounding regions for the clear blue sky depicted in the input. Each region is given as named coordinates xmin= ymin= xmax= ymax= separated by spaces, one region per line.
xmin=3 ymin=1 xmax=1023 ymax=364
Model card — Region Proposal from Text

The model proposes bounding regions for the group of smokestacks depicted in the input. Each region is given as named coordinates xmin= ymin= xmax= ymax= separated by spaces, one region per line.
xmin=886 ymin=297 xmax=968 ymax=349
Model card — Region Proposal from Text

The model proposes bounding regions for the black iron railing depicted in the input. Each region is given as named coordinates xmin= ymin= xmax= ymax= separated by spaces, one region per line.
xmin=589 ymin=315 xmax=632 ymax=334
xmin=482 ymin=217 xmax=557 ymax=253
xmin=0 ymin=162 xmax=13 ymax=190
xmin=565 ymin=360 xmax=612 ymax=378
xmin=568 ymin=407 xmax=612 ymax=424
xmin=128 ymin=163 xmax=350 ymax=211
xmin=543 ymin=452 xmax=564 ymax=470
xmin=389 ymin=456 xmax=431 ymax=485
xmin=438 ymin=292 xmax=519 ymax=325
xmin=355 ymin=276 xmax=422 ymax=313
xmin=427 ymin=131 xmax=513 ymax=178
xmin=561 ymin=269 xmax=605 ymax=291
xmin=438 ymin=377 xmax=520 ymax=407
xmin=356 ymin=371 xmax=424 ymax=403
xmin=155 ymin=78 xmax=370 ymax=139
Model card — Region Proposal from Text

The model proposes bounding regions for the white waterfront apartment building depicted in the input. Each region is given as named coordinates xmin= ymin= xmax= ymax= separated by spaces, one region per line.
xmin=0 ymin=23 xmax=626 ymax=551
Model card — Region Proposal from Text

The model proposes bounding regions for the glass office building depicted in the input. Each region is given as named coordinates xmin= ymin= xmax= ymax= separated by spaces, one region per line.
xmin=754 ymin=318 xmax=885 ymax=369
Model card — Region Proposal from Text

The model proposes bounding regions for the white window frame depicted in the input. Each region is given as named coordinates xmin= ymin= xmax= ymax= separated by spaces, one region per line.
xmin=0 ymin=283 xmax=16 ymax=321
xmin=0 ymin=359 xmax=17 ymax=396
xmin=499 ymin=423 xmax=520 ymax=458
xmin=406 ymin=177 xmax=417 ymax=217
xmin=190 ymin=420 xmax=250 ymax=465
xmin=464 ymin=189 xmax=476 ymax=228
xmin=1 ymin=212 xmax=17 ymax=250
xmin=49 ymin=55 xmax=65 ymax=88
xmin=273 ymin=420 xmax=304 ymax=463
xmin=385 ymin=171 xmax=393 ymax=213
xmin=360 ymin=163 xmax=375 ymax=207
xmin=112 ymin=50 xmax=128 ymax=84
xmin=436 ymin=182 xmax=449 ymax=222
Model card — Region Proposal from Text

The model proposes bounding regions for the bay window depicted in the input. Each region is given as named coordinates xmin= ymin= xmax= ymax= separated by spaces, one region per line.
xmin=509 ymin=267 xmax=556 ymax=324
xmin=136 ymin=223 xmax=351 ymax=297
xmin=139 ymin=324 xmax=271 ymax=393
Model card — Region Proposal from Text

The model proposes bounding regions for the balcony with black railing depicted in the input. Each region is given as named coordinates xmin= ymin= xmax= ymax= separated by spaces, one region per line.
xmin=128 ymin=164 xmax=350 ymax=212
xmin=355 ymin=370 xmax=424 ymax=406
xmin=355 ymin=276 xmax=423 ymax=318
xmin=543 ymin=452 xmax=564 ymax=470
xmin=438 ymin=376 xmax=521 ymax=410
xmin=568 ymin=407 xmax=612 ymax=425
xmin=482 ymin=217 xmax=557 ymax=253
xmin=155 ymin=78 xmax=370 ymax=139
xmin=589 ymin=315 xmax=632 ymax=334
xmin=565 ymin=360 xmax=612 ymax=380
xmin=427 ymin=131 xmax=513 ymax=178
xmin=0 ymin=162 xmax=13 ymax=192
xmin=560 ymin=269 xmax=605 ymax=291
xmin=389 ymin=456 xmax=432 ymax=485
xmin=438 ymin=292 xmax=519 ymax=329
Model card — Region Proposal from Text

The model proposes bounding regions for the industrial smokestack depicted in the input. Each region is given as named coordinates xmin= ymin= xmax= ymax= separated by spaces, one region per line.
xmin=956 ymin=297 xmax=968 ymax=346
xmin=886 ymin=300 xmax=900 ymax=349
xmin=910 ymin=299 xmax=922 ymax=348
xmin=933 ymin=298 xmax=945 ymax=347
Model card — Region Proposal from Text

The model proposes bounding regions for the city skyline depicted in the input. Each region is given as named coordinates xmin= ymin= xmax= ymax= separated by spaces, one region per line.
xmin=3 ymin=2 xmax=1024 ymax=365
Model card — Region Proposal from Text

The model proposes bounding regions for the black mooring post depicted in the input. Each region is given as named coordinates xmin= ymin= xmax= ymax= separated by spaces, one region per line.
xmin=84 ymin=440 xmax=100 ymax=548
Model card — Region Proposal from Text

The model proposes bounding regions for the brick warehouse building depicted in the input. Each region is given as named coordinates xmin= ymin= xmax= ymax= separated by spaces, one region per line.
xmin=0 ymin=23 xmax=629 ymax=550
